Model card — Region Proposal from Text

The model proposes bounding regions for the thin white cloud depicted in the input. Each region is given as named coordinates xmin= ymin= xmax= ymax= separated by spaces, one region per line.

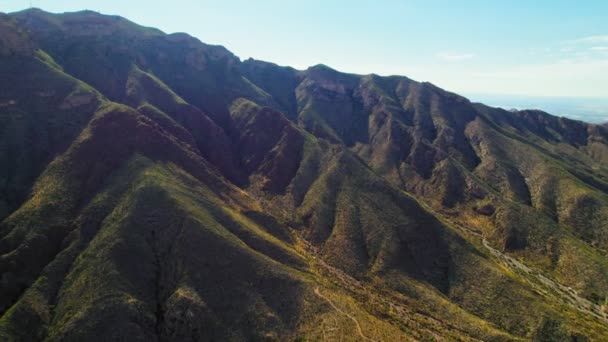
xmin=338 ymin=44 xmax=607 ymax=97
xmin=552 ymin=36 xmax=608 ymax=59
xmin=340 ymin=57 xmax=608 ymax=97
xmin=436 ymin=52 xmax=475 ymax=61
xmin=466 ymin=57 xmax=608 ymax=96
xmin=565 ymin=35 xmax=608 ymax=44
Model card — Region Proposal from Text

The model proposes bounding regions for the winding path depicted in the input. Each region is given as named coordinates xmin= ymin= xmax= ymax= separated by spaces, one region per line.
xmin=481 ymin=237 xmax=607 ymax=322
xmin=314 ymin=287 xmax=376 ymax=341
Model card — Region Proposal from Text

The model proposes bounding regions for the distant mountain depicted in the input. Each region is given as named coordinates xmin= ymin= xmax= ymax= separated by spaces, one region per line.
xmin=1 ymin=8 xmax=608 ymax=341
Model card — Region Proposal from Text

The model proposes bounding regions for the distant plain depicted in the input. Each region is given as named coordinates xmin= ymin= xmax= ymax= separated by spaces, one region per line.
xmin=468 ymin=93 xmax=608 ymax=123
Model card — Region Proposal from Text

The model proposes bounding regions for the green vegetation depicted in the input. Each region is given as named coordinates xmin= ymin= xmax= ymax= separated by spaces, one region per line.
xmin=2 ymin=8 xmax=608 ymax=341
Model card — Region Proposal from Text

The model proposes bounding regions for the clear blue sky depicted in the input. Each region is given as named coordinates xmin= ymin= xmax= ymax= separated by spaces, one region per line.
xmin=2 ymin=0 xmax=608 ymax=97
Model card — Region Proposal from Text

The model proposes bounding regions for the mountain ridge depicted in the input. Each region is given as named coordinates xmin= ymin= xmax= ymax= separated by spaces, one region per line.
xmin=1 ymin=8 xmax=608 ymax=341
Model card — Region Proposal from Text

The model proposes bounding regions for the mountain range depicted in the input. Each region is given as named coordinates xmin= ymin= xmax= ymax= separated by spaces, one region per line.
xmin=1 ymin=8 xmax=608 ymax=341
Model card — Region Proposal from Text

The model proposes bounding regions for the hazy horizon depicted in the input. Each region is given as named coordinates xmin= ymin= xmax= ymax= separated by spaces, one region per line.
xmin=463 ymin=93 xmax=608 ymax=123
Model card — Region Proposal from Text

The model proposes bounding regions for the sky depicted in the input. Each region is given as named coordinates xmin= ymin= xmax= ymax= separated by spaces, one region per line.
xmin=2 ymin=0 xmax=608 ymax=101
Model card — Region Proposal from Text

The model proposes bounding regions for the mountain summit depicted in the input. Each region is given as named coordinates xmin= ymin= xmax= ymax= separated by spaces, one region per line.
xmin=1 ymin=9 xmax=608 ymax=341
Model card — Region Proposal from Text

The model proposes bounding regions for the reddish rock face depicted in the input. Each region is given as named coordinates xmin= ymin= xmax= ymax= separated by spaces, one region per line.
xmin=229 ymin=102 xmax=304 ymax=192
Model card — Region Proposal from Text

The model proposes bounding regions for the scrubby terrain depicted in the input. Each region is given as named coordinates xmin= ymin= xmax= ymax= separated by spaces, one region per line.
xmin=1 ymin=9 xmax=608 ymax=341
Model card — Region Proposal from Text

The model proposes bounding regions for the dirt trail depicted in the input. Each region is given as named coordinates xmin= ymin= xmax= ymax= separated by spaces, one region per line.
xmin=480 ymin=237 xmax=607 ymax=322
xmin=449 ymin=221 xmax=607 ymax=322
xmin=314 ymin=287 xmax=377 ymax=342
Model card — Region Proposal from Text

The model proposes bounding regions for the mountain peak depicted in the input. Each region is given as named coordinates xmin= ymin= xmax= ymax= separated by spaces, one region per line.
xmin=11 ymin=7 xmax=164 ymax=38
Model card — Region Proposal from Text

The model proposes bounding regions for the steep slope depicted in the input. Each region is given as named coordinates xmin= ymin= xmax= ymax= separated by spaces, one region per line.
xmin=0 ymin=104 xmax=314 ymax=341
xmin=1 ymin=8 xmax=608 ymax=341
xmin=226 ymin=98 xmax=608 ymax=340
xmin=10 ymin=9 xmax=276 ymax=128
xmin=0 ymin=14 xmax=103 ymax=220
xmin=243 ymin=58 xmax=608 ymax=307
